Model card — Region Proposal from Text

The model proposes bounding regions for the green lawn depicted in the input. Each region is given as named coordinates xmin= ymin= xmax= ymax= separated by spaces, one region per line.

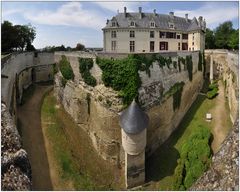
xmin=144 ymin=93 xmax=217 ymax=190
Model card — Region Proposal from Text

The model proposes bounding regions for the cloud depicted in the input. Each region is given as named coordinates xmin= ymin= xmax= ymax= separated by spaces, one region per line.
xmin=173 ymin=2 xmax=238 ymax=29
xmin=93 ymin=1 xmax=142 ymax=13
xmin=24 ymin=2 xmax=106 ymax=29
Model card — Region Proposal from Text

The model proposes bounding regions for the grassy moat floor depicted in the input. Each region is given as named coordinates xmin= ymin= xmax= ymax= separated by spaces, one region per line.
xmin=38 ymin=80 xmax=232 ymax=190
xmin=143 ymin=80 xmax=232 ymax=190
xmin=41 ymin=91 xmax=124 ymax=190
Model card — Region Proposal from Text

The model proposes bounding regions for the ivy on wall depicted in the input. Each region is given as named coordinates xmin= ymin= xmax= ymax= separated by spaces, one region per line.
xmin=96 ymin=55 xmax=141 ymax=106
xmin=186 ymin=55 xmax=193 ymax=81
xmin=198 ymin=51 xmax=203 ymax=71
xmin=79 ymin=58 xmax=97 ymax=87
xmin=164 ymin=81 xmax=185 ymax=111
xmin=59 ymin=55 xmax=74 ymax=80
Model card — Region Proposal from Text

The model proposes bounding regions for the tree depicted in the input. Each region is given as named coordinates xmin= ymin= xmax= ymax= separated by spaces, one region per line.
xmin=1 ymin=20 xmax=36 ymax=52
xmin=214 ymin=21 xmax=234 ymax=49
xmin=75 ymin=43 xmax=85 ymax=51
xmin=205 ymin=28 xmax=215 ymax=49
xmin=228 ymin=29 xmax=239 ymax=50
xmin=26 ymin=42 xmax=36 ymax=51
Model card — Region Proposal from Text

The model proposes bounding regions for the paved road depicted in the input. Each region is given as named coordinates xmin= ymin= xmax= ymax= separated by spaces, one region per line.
xmin=17 ymin=84 xmax=53 ymax=190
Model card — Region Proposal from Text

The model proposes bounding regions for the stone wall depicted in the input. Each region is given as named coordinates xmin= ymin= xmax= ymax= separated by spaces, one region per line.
xmin=54 ymin=51 xmax=203 ymax=164
xmin=205 ymin=50 xmax=238 ymax=123
xmin=1 ymin=52 xmax=55 ymax=190
xmin=1 ymin=103 xmax=31 ymax=190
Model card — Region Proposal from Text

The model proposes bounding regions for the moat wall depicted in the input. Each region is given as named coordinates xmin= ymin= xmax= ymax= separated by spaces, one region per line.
xmin=1 ymin=52 xmax=55 ymax=190
xmin=54 ymin=51 xmax=203 ymax=164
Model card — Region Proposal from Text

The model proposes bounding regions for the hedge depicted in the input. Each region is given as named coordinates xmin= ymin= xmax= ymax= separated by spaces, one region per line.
xmin=59 ymin=55 xmax=74 ymax=80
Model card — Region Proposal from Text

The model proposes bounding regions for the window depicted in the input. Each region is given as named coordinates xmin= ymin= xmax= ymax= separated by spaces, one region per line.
xmin=182 ymin=34 xmax=188 ymax=39
xmin=111 ymin=31 xmax=116 ymax=38
xmin=177 ymin=34 xmax=181 ymax=39
xmin=112 ymin=22 xmax=116 ymax=27
xmin=150 ymin=41 xmax=154 ymax=52
xmin=182 ymin=43 xmax=188 ymax=50
xmin=159 ymin=42 xmax=168 ymax=50
xmin=150 ymin=31 xmax=154 ymax=38
xmin=192 ymin=47 xmax=194 ymax=51
xmin=192 ymin=42 xmax=194 ymax=46
xmin=130 ymin=41 xmax=135 ymax=52
xmin=130 ymin=31 xmax=135 ymax=38
xmin=160 ymin=31 xmax=166 ymax=38
xmin=166 ymin=32 xmax=176 ymax=39
xmin=150 ymin=22 xmax=155 ymax=27
xmin=169 ymin=23 xmax=174 ymax=29
xmin=178 ymin=42 xmax=181 ymax=50
xmin=111 ymin=41 xmax=116 ymax=51
xmin=130 ymin=21 xmax=135 ymax=27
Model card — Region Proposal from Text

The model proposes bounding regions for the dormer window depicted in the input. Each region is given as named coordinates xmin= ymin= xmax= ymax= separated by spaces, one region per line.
xmin=168 ymin=22 xmax=174 ymax=29
xmin=130 ymin=21 xmax=135 ymax=27
xmin=112 ymin=21 xmax=116 ymax=27
xmin=150 ymin=21 xmax=155 ymax=27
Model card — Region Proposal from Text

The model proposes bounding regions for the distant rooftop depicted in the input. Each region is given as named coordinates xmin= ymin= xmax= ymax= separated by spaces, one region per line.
xmin=103 ymin=7 xmax=206 ymax=32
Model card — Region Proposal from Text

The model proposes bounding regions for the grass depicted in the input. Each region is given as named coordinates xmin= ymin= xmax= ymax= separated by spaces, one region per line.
xmin=144 ymin=81 xmax=217 ymax=191
xmin=41 ymin=91 xmax=124 ymax=190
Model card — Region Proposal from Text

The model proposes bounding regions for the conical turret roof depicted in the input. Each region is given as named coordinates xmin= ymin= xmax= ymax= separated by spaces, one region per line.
xmin=119 ymin=100 xmax=149 ymax=134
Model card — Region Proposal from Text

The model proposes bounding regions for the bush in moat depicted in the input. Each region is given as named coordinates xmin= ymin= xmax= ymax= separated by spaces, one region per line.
xmin=186 ymin=55 xmax=193 ymax=81
xmin=173 ymin=125 xmax=212 ymax=190
xmin=198 ymin=51 xmax=203 ymax=71
xmin=79 ymin=58 xmax=96 ymax=87
xmin=206 ymin=81 xmax=219 ymax=99
xmin=59 ymin=55 xmax=74 ymax=80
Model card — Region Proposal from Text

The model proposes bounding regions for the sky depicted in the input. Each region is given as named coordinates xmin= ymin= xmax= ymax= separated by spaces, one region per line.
xmin=2 ymin=1 xmax=239 ymax=49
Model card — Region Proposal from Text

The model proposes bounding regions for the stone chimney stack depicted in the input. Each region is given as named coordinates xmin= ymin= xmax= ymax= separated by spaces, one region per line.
xmin=198 ymin=16 xmax=203 ymax=27
xmin=185 ymin=13 xmax=188 ymax=21
xmin=169 ymin=11 xmax=174 ymax=18
xmin=124 ymin=7 xmax=127 ymax=18
xmin=139 ymin=7 xmax=142 ymax=19
xmin=153 ymin=9 xmax=157 ymax=15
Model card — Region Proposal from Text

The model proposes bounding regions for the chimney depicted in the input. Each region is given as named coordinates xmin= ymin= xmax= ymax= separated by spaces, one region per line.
xmin=139 ymin=7 xmax=142 ymax=19
xmin=106 ymin=19 xmax=109 ymax=25
xmin=198 ymin=16 xmax=203 ymax=26
xmin=185 ymin=13 xmax=188 ymax=21
xmin=169 ymin=11 xmax=174 ymax=18
xmin=124 ymin=7 xmax=127 ymax=17
xmin=153 ymin=9 xmax=157 ymax=15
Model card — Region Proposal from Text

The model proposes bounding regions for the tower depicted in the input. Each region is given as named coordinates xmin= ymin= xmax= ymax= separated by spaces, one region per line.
xmin=119 ymin=100 xmax=149 ymax=188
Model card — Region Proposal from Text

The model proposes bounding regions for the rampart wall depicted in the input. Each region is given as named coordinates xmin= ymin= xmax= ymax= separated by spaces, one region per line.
xmin=54 ymin=51 xmax=203 ymax=164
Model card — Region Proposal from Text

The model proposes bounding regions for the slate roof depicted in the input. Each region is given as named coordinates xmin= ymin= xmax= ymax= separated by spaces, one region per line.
xmin=119 ymin=100 xmax=149 ymax=134
xmin=103 ymin=12 xmax=203 ymax=32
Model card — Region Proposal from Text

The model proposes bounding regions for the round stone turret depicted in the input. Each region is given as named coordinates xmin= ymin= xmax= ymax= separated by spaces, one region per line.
xmin=120 ymin=100 xmax=149 ymax=155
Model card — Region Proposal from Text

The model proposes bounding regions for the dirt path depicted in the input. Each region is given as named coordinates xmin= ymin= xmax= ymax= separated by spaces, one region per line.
xmin=210 ymin=81 xmax=230 ymax=153
xmin=17 ymin=84 xmax=53 ymax=190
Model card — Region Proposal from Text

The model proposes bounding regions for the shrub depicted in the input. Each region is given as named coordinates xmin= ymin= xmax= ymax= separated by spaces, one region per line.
xmin=59 ymin=55 xmax=74 ymax=80
xmin=173 ymin=125 xmax=212 ymax=190
xmin=207 ymin=81 xmax=219 ymax=99
xmin=79 ymin=58 xmax=97 ymax=87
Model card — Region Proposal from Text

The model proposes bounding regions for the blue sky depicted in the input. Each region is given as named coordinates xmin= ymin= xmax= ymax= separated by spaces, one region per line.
xmin=2 ymin=1 xmax=239 ymax=49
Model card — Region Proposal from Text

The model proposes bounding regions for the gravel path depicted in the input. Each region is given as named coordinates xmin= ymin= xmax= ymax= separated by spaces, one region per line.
xmin=210 ymin=81 xmax=230 ymax=153
xmin=17 ymin=84 xmax=53 ymax=190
